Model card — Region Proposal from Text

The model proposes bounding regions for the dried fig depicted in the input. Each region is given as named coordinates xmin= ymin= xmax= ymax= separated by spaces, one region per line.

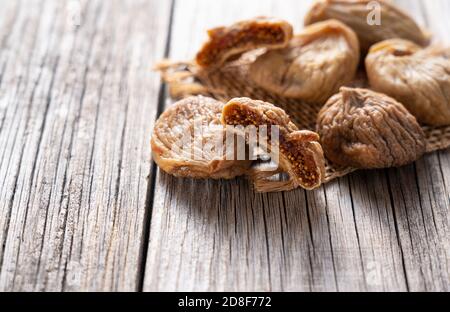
xmin=151 ymin=96 xmax=251 ymax=179
xmin=196 ymin=17 xmax=293 ymax=68
xmin=222 ymin=97 xmax=325 ymax=190
xmin=304 ymin=0 xmax=430 ymax=52
xmin=249 ymin=20 xmax=360 ymax=104
xmin=366 ymin=39 xmax=450 ymax=126
xmin=317 ymin=87 xmax=426 ymax=169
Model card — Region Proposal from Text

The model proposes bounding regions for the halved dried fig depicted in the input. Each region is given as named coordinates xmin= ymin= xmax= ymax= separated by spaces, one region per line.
xmin=366 ymin=39 xmax=450 ymax=126
xmin=249 ymin=20 xmax=360 ymax=104
xmin=195 ymin=17 xmax=293 ymax=68
xmin=222 ymin=97 xmax=325 ymax=190
xmin=317 ymin=87 xmax=426 ymax=168
xmin=304 ymin=0 xmax=430 ymax=52
xmin=151 ymin=96 xmax=252 ymax=179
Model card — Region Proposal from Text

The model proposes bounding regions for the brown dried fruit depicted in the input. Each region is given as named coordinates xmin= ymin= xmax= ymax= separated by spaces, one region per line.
xmin=151 ymin=96 xmax=252 ymax=179
xmin=442 ymin=48 xmax=450 ymax=60
xmin=222 ymin=97 xmax=325 ymax=190
xmin=317 ymin=87 xmax=426 ymax=169
xmin=366 ymin=39 xmax=450 ymax=126
xmin=304 ymin=0 xmax=430 ymax=52
xmin=249 ymin=20 xmax=360 ymax=104
xmin=196 ymin=17 xmax=293 ymax=68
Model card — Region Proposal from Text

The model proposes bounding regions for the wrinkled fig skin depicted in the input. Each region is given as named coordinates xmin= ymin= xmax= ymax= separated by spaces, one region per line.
xmin=304 ymin=0 xmax=430 ymax=52
xmin=366 ymin=39 xmax=450 ymax=126
xmin=249 ymin=20 xmax=360 ymax=104
xmin=151 ymin=96 xmax=252 ymax=179
xmin=195 ymin=17 xmax=293 ymax=68
xmin=317 ymin=87 xmax=426 ymax=169
xmin=222 ymin=97 xmax=326 ymax=190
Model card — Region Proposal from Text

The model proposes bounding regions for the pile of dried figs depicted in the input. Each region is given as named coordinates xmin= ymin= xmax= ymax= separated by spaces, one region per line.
xmin=152 ymin=0 xmax=450 ymax=193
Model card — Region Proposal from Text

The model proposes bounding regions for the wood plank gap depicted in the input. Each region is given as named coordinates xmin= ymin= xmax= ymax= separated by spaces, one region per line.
xmin=347 ymin=180 xmax=367 ymax=291
xmin=137 ymin=0 xmax=176 ymax=292
xmin=321 ymin=187 xmax=339 ymax=291
xmin=385 ymin=172 xmax=411 ymax=291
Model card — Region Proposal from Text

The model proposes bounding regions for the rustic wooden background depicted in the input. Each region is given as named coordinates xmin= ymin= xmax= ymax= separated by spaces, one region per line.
xmin=0 ymin=0 xmax=448 ymax=291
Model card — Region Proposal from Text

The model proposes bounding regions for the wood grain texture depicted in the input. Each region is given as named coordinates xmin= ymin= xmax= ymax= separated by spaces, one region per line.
xmin=143 ymin=0 xmax=449 ymax=291
xmin=386 ymin=0 xmax=450 ymax=292
xmin=0 ymin=0 xmax=172 ymax=291
xmin=0 ymin=0 xmax=448 ymax=292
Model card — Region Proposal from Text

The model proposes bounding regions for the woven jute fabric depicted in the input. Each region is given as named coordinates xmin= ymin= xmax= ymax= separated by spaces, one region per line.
xmin=157 ymin=52 xmax=450 ymax=183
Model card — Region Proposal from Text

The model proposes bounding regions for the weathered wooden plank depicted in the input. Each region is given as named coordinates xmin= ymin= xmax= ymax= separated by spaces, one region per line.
xmin=0 ymin=0 xmax=172 ymax=291
xmin=385 ymin=0 xmax=450 ymax=292
xmin=143 ymin=0 xmax=449 ymax=292
xmin=144 ymin=0 xmax=321 ymax=292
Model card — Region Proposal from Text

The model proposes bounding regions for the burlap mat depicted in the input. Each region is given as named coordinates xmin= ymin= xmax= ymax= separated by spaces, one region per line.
xmin=156 ymin=52 xmax=450 ymax=183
